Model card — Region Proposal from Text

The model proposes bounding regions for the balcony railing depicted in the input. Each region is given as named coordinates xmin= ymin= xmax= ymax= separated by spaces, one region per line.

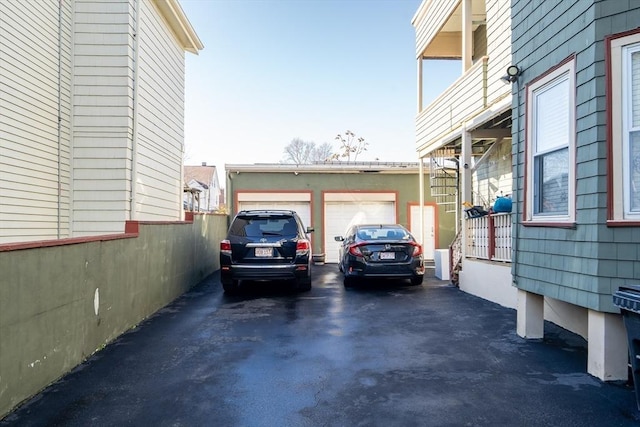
xmin=416 ymin=57 xmax=487 ymax=154
xmin=465 ymin=212 xmax=512 ymax=262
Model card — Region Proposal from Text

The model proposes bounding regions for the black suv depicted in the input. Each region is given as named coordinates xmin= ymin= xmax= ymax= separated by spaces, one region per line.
xmin=220 ymin=210 xmax=314 ymax=293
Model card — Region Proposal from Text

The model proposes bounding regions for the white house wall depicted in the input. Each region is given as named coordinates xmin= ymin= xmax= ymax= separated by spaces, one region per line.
xmin=485 ymin=0 xmax=512 ymax=106
xmin=134 ymin=0 xmax=185 ymax=220
xmin=72 ymin=0 xmax=186 ymax=235
xmin=72 ymin=0 xmax=135 ymax=235
xmin=0 ymin=0 xmax=72 ymax=244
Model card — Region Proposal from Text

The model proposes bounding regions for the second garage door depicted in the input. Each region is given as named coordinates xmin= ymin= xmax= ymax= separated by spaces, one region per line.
xmin=324 ymin=196 xmax=396 ymax=263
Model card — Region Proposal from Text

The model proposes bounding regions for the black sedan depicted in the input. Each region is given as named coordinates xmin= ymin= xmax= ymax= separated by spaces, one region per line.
xmin=334 ymin=224 xmax=425 ymax=287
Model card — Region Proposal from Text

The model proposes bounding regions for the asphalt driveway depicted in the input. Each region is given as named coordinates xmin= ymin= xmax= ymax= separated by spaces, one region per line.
xmin=2 ymin=264 xmax=639 ymax=426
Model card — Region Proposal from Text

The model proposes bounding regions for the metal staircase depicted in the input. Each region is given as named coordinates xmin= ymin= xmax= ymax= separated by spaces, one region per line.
xmin=429 ymin=148 xmax=458 ymax=213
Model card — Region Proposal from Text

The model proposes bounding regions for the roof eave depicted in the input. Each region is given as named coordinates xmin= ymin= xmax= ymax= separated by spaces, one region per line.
xmin=153 ymin=0 xmax=204 ymax=54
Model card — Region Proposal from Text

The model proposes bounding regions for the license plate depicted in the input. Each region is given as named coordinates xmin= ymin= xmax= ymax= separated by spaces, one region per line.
xmin=380 ymin=252 xmax=395 ymax=260
xmin=255 ymin=247 xmax=273 ymax=257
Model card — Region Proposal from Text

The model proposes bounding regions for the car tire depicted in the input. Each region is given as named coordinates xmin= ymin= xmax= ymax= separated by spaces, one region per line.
xmin=297 ymin=276 xmax=312 ymax=292
xmin=223 ymin=280 xmax=239 ymax=294
xmin=410 ymin=276 xmax=424 ymax=286
xmin=343 ymin=276 xmax=355 ymax=288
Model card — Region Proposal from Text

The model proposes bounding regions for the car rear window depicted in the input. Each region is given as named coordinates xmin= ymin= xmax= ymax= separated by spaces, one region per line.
xmin=229 ymin=216 xmax=298 ymax=237
xmin=357 ymin=228 xmax=409 ymax=240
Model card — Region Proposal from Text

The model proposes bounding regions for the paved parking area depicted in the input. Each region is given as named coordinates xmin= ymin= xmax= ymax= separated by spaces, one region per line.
xmin=2 ymin=264 xmax=639 ymax=426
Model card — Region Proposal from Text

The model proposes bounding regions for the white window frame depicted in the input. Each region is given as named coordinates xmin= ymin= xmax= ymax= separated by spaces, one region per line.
xmin=609 ymin=32 xmax=640 ymax=223
xmin=525 ymin=59 xmax=576 ymax=224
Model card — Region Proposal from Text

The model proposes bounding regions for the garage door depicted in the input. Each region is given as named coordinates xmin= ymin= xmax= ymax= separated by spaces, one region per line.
xmin=324 ymin=199 xmax=395 ymax=263
xmin=236 ymin=192 xmax=312 ymax=231
xmin=237 ymin=201 xmax=312 ymax=230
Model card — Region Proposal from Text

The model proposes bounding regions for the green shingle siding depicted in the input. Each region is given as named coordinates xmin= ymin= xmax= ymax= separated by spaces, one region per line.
xmin=512 ymin=0 xmax=640 ymax=312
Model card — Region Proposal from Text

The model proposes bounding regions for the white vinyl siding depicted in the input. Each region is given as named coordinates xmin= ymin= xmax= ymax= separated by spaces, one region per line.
xmin=72 ymin=0 xmax=187 ymax=234
xmin=0 ymin=0 xmax=72 ymax=243
xmin=72 ymin=0 xmax=134 ymax=235
xmin=485 ymin=0 xmax=512 ymax=105
xmin=526 ymin=59 xmax=576 ymax=223
xmin=134 ymin=0 xmax=186 ymax=219
xmin=413 ymin=0 xmax=458 ymax=59
xmin=1 ymin=0 xmax=198 ymax=243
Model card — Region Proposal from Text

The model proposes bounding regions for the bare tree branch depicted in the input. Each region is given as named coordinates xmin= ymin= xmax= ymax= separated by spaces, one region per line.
xmin=330 ymin=130 xmax=368 ymax=162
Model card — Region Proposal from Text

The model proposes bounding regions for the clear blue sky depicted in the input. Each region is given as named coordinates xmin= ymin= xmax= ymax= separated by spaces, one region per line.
xmin=180 ymin=0 xmax=459 ymax=178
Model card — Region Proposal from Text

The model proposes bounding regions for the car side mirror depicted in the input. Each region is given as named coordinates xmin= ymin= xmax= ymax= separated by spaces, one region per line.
xmin=306 ymin=226 xmax=314 ymax=233
xmin=334 ymin=236 xmax=344 ymax=242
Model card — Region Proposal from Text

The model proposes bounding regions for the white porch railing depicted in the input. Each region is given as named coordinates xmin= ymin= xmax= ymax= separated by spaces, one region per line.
xmin=465 ymin=212 xmax=512 ymax=262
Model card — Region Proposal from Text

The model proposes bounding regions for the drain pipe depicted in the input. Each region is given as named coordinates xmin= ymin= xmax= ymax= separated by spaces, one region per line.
xmin=57 ymin=0 xmax=63 ymax=238
xmin=510 ymin=69 xmax=522 ymax=285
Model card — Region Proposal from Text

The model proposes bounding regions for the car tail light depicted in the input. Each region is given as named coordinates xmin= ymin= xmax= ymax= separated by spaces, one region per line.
xmin=409 ymin=241 xmax=423 ymax=257
xmin=296 ymin=239 xmax=310 ymax=256
xmin=348 ymin=244 xmax=364 ymax=257
xmin=220 ymin=239 xmax=232 ymax=255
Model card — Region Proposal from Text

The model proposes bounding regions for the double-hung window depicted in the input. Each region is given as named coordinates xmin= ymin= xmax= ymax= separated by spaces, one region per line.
xmin=608 ymin=31 xmax=640 ymax=223
xmin=525 ymin=58 xmax=576 ymax=224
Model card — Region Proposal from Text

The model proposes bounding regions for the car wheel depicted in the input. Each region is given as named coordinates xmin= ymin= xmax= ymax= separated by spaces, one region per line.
xmin=223 ymin=280 xmax=239 ymax=294
xmin=343 ymin=276 xmax=355 ymax=288
xmin=297 ymin=276 xmax=312 ymax=292
xmin=410 ymin=276 xmax=424 ymax=286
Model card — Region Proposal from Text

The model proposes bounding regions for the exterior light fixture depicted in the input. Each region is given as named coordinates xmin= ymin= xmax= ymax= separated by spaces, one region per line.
xmin=501 ymin=65 xmax=522 ymax=83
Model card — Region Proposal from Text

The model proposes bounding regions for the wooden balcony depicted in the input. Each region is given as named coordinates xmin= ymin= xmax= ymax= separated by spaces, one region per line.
xmin=416 ymin=57 xmax=487 ymax=154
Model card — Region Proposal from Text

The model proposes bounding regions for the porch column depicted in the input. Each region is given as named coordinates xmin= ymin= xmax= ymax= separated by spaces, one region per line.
xmin=462 ymin=0 xmax=472 ymax=72
xmin=418 ymin=157 xmax=425 ymax=245
xmin=417 ymin=56 xmax=423 ymax=112
xmin=587 ymin=310 xmax=628 ymax=381
xmin=460 ymin=125 xmax=472 ymax=261
xmin=517 ymin=289 xmax=544 ymax=339
xmin=460 ymin=125 xmax=472 ymax=210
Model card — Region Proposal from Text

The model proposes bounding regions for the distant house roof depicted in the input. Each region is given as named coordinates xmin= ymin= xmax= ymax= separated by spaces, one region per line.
xmin=184 ymin=164 xmax=217 ymax=186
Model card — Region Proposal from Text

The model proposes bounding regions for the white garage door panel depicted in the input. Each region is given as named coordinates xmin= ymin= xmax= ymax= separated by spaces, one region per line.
xmin=324 ymin=201 xmax=395 ymax=263
xmin=238 ymin=201 xmax=311 ymax=230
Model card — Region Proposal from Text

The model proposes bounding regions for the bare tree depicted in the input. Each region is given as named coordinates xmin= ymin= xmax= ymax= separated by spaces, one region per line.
xmin=330 ymin=130 xmax=368 ymax=162
xmin=283 ymin=138 xmax=315 ymax=165
xmin=311 ymin=142 xmax=334 ymax=162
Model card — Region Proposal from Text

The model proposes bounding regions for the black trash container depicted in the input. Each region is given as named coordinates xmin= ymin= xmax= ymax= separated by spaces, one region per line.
xmin=613 ymin=285 xmax=640 ymax=410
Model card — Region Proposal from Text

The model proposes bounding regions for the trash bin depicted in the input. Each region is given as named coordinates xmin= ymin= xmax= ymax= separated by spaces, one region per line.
xmin=613 ymin=285 xmax=640 ymax=410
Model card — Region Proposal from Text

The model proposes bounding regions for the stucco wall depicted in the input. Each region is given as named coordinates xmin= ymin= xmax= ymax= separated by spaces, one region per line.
xmin=0 ymin=213 xmax=227 ymax=418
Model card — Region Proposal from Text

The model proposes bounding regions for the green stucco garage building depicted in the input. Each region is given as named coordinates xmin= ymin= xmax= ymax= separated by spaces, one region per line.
xmin=224 ymin=162 xmax=456 ymax=263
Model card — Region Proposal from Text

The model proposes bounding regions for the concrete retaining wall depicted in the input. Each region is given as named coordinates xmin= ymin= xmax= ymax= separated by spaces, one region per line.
xmin=0 ymin=213 xmax=228 ymax=418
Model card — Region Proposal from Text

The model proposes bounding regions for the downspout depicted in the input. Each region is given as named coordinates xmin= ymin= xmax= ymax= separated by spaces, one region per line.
xmin=57 ymin=0 xmax=63 ymax=238
xmin=512 ymin=77 xmax=522 ymax=285
xmin=130 ymin=0 xmax=140 ymax=220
